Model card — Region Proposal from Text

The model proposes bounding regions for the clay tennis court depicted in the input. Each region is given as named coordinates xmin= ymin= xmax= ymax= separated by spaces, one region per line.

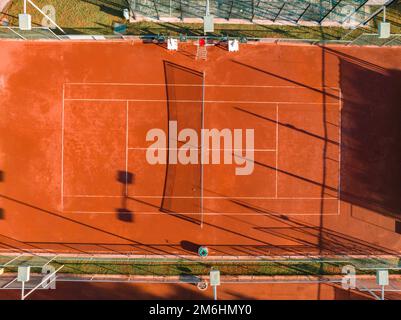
xmin=0 ymin=40 xmax=400 ymax=256
xmin=0 ymin=280 xmax=371 ymax=300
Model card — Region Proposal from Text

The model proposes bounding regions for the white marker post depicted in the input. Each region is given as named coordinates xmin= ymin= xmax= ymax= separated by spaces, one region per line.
xmin=17 ymin=266 xmax=30 ymax=300
xmin=376 ymin=269 xmax=389 ymax=300
xmin=19 ymin=0 xmax=65 ymax=34
xmin=210 ymin=270 xmax=221 ymax=301
xmin=203 ymin=0 xmax=214 ymax=34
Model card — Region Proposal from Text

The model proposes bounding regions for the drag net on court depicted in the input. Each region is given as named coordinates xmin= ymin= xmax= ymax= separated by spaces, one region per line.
xmin=160 ymin=61 xmax=205 ymax=224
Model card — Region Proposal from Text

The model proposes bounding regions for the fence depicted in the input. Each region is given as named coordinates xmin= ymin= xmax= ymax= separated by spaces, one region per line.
xmin=129 ymin=0 xmax=371 ymax=25
xmin=1 ymin=26 xmax=400 ymax=47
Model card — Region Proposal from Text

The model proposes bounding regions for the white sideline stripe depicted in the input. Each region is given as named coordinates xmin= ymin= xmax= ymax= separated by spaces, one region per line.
xmin=61 ymin=211 xmax=340 ymax=216
xmin=275 ymin=103 xmax=279 ymax=199
xmin=128 ymin=148 xmax=276 ymax=152
xmin=125 ymin=101 xmax=129 ymax=197
xmin=65 ymin=82 xmax=340 ymax=90
xmin=63 ymin=195 xmax=338 ymax=200
xmin=64 ymin=98 xmax=340 ymax=105
xmin=61 ymin=84 xmax=65 ymax=211
xmin=337 ymin=89 xmax=343 ymax=217
xmin=200 ymin=71 xmax=206 ymax=229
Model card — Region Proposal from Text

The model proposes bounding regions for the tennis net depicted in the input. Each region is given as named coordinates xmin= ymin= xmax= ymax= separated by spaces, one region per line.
xmin=161 ymin=61 xmax=205 ymax=225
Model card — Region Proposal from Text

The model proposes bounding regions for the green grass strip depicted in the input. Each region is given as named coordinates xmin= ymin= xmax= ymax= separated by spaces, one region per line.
xmin=2 ymin=260 xmax=393 ymax=277
xmin=2 ymin=0 xmax=400 ymax=41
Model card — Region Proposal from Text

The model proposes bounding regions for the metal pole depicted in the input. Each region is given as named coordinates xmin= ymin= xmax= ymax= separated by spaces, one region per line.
xmin=383 ymin=6 xmax=386 ymax=22
xmin=297 ymin=3 xmax=311 ymax=23
xmin=341 ymin=0 xmax=369 ymax=24
xmin=24 ymin=0 xmax=27 ymax=14
xmin=206 ymin=0 xmax=210 ymax=16
xmin=21 ymin=281 xmax=25 ymax=300
xmin=45 ymin=26 xmax=62 ymax=40
xmin=319 ymin=0 xmax=341 ymax=24
xmin=213 ymin=285 xmax=217 ymax=300
xmin=7 ymin=27 xmax=27 ymax=40
xmin=381 ymin=285 xmax=385 ymax=300
xmin=152 ymin=0 xmax=159 ymax=20
xmin=27 ymin=0 xmax=66 ymax=34
xmin=273 ymin=3 xmax=286 ymax=22
xmin=228 ymin=0 xmax=234 ymax=20
xmin=22 ymin=266 xmax=63 ymax=300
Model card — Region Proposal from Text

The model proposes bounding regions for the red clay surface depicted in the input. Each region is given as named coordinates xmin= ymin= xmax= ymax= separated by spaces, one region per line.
xmin=0 ymin=281 xmax=371 ymax=300
xmin=0 ymin=40 xmax=400 ymax=257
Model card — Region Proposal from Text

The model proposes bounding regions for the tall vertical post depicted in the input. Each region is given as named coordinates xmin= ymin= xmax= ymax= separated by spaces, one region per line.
xmin=251 ymin=0 xmax=261 ymax=21
xmin=319 ymin=0 xmax=341 ymax=24
xmin=21 ymin=281 xmax=25 ymax=300
xmin=152 ymin=0 xmax=159 ymax=20
xmin=24 ymin=0 xmax=27 ymax=13
xmin=210 ymin=270 xmax=221 ymax=301
xmin=228 ymin=0 xmax=234 ymax=20
xmin=297 ymin=3 xmax=311 ymax=23
xmin=273 ymin=3 xmax=286 ymax=22
xmin=17 ymin=266 xmax=30 ymax=300
xmin=376 ymin=269 xmax=388 ymax=301
xmin=251 ymin=0 xmax=254 ymax=21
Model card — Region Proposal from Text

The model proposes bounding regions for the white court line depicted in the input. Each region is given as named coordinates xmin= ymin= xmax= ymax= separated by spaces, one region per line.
xmin=125 ymin=101 xmax=129 ymax=197
xmin=127 ymin=148 xmax=276 ymax=152
xmin=65 ymin=82 xmax=340 ymax=90
xmin=61 ymin=84 xmax=65 ymax=211
xmin=337 ymin=89 xmax=343 ymax=216
xmin=64 ymin=98 xmax=340 ymax=105
xmin=61 ymin=211 xmax=341 ymax=216
xmin=63 ymin=195 xmax=338 ymax=200
xmin=275 ymin=103 xmax=279 ymax=199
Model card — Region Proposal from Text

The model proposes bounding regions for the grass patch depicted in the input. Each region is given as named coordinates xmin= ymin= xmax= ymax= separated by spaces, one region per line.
xmin=2 ymin=0 xmax=399 ymax=41
xmin=1 ymin=259 xmax=389 ymax=277
xmin=370 ymin=2 xmax=401 ymax=34
xmin=126 ymin=21 xmax=350 ymax=40
xmin=2 ymin=255 xmax=400 ymax=277
xmin=2 ymin=0 xmax=125 ymax=34
xmin=48 ymin=260 xmax=344 ymax=276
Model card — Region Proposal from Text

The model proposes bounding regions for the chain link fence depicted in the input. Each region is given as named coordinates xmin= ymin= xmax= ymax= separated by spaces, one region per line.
xmin=1 ymin=26 xmax=400 ymax=46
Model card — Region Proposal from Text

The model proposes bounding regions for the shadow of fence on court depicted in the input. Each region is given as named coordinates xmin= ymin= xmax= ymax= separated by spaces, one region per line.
xmin=336 ymin=48 xmax=401 ymax=222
